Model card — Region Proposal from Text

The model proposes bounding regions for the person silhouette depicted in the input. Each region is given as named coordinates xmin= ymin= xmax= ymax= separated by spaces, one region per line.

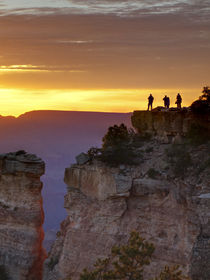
xmin=163 ymin=95 xmax=168 ymax=108
xmin=175 ymin=93 xmax=182 ymax=109
xmin=166 ymin=96 xmax=170 ymax=109
xmin=148 ymin=94 xmax=154 ymax=111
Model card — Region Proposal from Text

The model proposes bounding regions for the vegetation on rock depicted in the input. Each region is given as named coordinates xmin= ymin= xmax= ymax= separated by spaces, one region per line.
xmin=147 ymin=168 xmax=160 ymax=179
xmin=191 ymin=86 xmax=210 ymax=114
xmin=0 ymin=265 xmax=9 ymax=280
xmin=201 ymin=86 xmax=210 ymax=102
xmin=100 ymin=145 xmax=139 ymax=166
xmin=67 ymin=232 xmax=188 ymax=280
xmin=88 ymin=124 xmax=142 ymax=166
xmin=85 ymin=92 xmax=210 ymax=169
xmin=165 ymin=144 xmax=192 ymax=178
xmin=102 ymin=123 xmax=131 ymax=150
xmin=154 ymin=265 xmax=189 ymax=280
xmin=48 ymin=257 xmax=59 ymax=271
xmin=186 ymin=123 xmax=209 ymax=146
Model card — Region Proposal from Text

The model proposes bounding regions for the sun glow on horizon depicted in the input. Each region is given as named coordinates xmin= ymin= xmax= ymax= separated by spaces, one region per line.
xmin=0 ymin=88 xmax=198 ymax=117
xmin=0 ymin=1 xmax=208 ymax=118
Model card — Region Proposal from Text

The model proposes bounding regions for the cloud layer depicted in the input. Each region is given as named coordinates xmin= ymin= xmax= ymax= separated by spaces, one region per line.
xmin=1 ymin=0 xmax=210 ymax=17
xmin=0 ymin=0 xmax=209 ymax=115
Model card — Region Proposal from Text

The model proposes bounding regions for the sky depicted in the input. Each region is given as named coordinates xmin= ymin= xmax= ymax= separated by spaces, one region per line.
xmin=0 ymin=0 xmax=209 ymax=116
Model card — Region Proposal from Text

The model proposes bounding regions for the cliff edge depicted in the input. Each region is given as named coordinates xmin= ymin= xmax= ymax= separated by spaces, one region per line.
xmin=44 ymin=110 xmax=210 ymax=280
xmin=131 ymin=108 xmax=210 ymax=143
xmin=0 ymin=151 xmax=45 ymax=280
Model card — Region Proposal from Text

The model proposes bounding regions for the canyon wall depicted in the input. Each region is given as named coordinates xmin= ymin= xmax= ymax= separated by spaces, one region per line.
xmin=0 ymin=151 xmax=45 ymax=280
xmin=44 ymin=152 xmax=210 ymax=278
xmin=131 ymin=108 xmax=210 ymax=143
xmin=44 ymin=110 xmax=210 ymax=280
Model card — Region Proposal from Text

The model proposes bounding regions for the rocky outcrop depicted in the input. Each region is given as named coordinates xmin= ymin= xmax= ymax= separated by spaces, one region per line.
xmin=131 ymin=108 xmax=210 ymax=143
xmin=44 ymin=140 xmax=210 ymax=280
xmin=0 ymin=151 xmax=45 ymax=280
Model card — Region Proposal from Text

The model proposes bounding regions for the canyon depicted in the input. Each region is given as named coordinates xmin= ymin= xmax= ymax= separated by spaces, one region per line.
xmin=44 ymin=108 xmax=210 ymax=280
xmin=0 ymin=110 xmax=131 ymax=238
xmin=0 ymin=109 xmax=209 ymax=279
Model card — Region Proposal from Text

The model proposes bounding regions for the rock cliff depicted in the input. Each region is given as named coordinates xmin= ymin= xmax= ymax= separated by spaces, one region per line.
xmin=44 ymin=110 xmax=210 ymax=280
xmin=0 ymin=151 xmax=45 ymax=280
xmin=131 ymin=108 xmax=210 ymax=143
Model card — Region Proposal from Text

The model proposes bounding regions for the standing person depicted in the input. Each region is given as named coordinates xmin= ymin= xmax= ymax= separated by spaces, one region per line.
xmin=163 ymin=95 xmax=168 ymax=108
xmin=147 ymin=94 xmax=154 ymax=111
xmin=166 ymin=96 xmax=170 ymax=109
xmin=175 ymin=93 xmax=182 ymax=108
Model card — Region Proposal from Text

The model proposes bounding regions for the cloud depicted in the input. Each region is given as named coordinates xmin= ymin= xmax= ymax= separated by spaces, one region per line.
xmin=56 ymin=40 xmax=94 ymax=44
xmin=0 ymin=64 xmax=85 ymax=73
xmin=0 ymin=0 xmax=208 ymax=116
xmin=1 ymin=0 xmax=210 ymax=19
xmin=0 ymin=2 xmax=209 ymax=91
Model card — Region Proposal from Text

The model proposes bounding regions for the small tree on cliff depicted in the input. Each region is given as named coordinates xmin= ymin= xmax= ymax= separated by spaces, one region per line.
xmin=100 ymin=124 xmax=139 ymax=166
xmin=191 ymin=86 xmax=210 ymax=114
xmin=154 ymin=266 xmax=189 ymax=280
xmin=102 ymin=123 xmax=130 ymax=150
xmin=76 ymin=232 xmax=189 ymax=280
xmin=201 ymin=86 xmax=210 ymax=102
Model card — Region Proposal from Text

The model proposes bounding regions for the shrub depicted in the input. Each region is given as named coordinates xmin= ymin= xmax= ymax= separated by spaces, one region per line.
xmin=147 ymin=168 xmax=160 ymax=179
xmin=48 ymin=257 xmax=59 ymax=271
xmin=0 ymin=265 xmax=9 ymax=280
xmin=102 ymin=123 xmax=130 ymax=150
xmin=186 ymin=123 xmax=209 ymax=146
xmin=201 ymin=86 xmax=210 ymax=102
xmin=146 ymin=147 xmax=154 ymax=153
xmin=131 ymin=133 xmax=152 ymax=148
xmin=99 ymin=124 xmax=141 ymax=166
xmin=154 ymin=265 xmax=189 ymax=280
xmin=166 ymin=145 xmax=192 ymax=177
xmin=100 ymin=145 xmax=139 ymax=166
xmin=173 ymin=153 xmax=192 ymax=177
xmin=191 ymin=100 xmax=210 ymax=114
xmin=196 ymin=158 xmax=210 ymax=176
xmin=80 ymin=231 xmax=155 ymax=280
xmin=87 ymin=147 xmax=101 ymax=162
xmin=190 ymin=86 xmax=210 ymax=114
xmin=66 ymin=231 xmax=189 ymax=280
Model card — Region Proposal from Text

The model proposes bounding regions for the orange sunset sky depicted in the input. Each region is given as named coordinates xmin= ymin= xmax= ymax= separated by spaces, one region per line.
xmin=0 ymin=0 xmax=209 ymax=116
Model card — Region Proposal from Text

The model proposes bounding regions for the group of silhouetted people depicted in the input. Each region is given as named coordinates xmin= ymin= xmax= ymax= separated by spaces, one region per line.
xmin=147 ymin=93 xmax=182 ymax=111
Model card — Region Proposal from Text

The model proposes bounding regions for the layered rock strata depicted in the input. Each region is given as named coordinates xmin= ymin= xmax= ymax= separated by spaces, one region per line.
xmin=0 ymin=151 xmax=45 ymax=280
xmin=44 ymin=141 xmax=210 ymax=280
xmin=131 ymin=109 xmax=210 ymax=143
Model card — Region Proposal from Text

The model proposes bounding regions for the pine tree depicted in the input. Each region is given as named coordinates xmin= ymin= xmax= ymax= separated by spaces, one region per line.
xmin=76 ymin=232 xmax=189 ymax=280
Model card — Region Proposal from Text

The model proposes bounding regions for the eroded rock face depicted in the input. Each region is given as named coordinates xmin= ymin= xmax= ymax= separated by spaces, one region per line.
xmin=64 ymin=162 xmax=133 ymax=200
xmin=44 ymin=141 xmax=210 ymax=280
xmin=0 ymin=151 xmax=45 ymax=280
xmin=131 ymin=109 xmax=210 ymax=143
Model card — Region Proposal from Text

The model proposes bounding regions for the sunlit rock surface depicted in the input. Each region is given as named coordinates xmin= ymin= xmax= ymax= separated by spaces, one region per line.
xmin=0 ymin=151 xmax=45 ymax=280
